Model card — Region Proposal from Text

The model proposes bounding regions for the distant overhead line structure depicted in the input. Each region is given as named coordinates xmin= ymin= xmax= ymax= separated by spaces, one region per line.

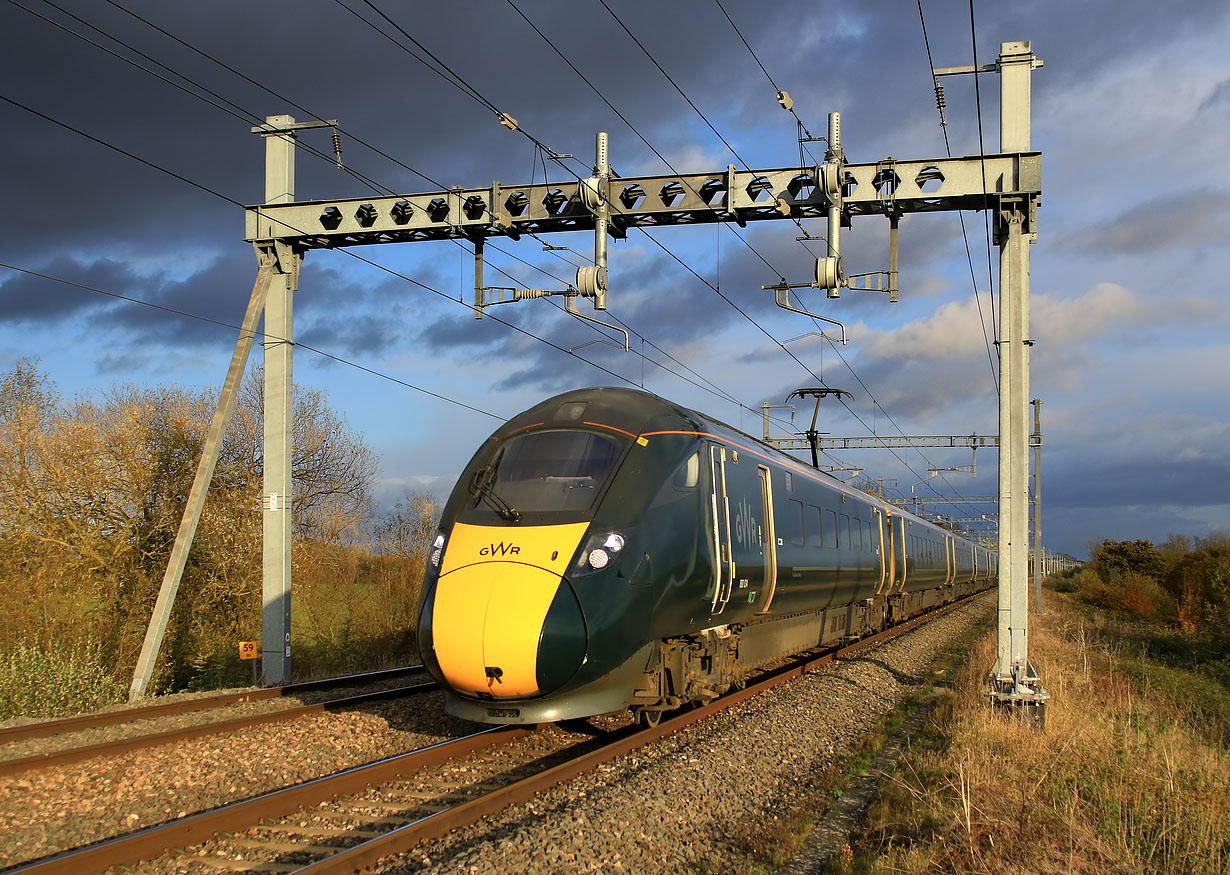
xmin=776 ymin=434 xmax=1019 ymax=451
xmin=129 ymin=42 xmax=1046 ymax=724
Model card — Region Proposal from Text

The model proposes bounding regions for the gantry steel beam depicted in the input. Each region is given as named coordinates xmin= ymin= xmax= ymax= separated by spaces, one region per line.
xmin=243 ymin=154 xmax=1040 ymax=249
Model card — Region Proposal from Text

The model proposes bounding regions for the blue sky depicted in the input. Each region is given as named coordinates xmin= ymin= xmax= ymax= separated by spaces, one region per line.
xmin=2 ymin=1 xmax=1228 ymax=558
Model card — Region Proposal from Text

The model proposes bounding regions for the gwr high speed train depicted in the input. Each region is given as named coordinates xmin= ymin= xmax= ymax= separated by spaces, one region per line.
xmin=417 ymin=387 xmax=995 ymax=727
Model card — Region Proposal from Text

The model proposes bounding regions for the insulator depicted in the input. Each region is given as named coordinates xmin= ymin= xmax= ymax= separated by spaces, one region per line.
xmin=934 ymin=85 xmax=948 ymax=126
xmin=332 ymin=131 xmax=343 ymax=168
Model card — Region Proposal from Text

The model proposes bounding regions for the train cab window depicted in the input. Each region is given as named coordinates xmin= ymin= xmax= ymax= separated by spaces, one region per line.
xmin=489 ymin=430 xmax=624 ymax=512
xmin=672 ymin=451 xmax=700 ymax=489
xmin=651 ymin=450 xmax=700 ymax=510
xmin=825 ymin=509 xmax=838 ymax=548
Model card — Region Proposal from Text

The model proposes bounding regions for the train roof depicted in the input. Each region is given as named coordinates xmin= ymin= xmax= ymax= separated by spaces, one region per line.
xmin=496 ymin=387 xmax=994 ymax=554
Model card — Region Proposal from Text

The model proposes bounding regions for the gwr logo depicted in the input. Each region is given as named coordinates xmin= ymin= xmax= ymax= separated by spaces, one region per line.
xmin=480 ymin=542 xmax=521 ymax=557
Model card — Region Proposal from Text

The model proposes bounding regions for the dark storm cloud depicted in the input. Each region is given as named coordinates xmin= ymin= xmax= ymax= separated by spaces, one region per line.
xmin=0 ymin=256 xmax=133 ymax=322
xmin=1046 ymin=454 xmax=1230 ymax=511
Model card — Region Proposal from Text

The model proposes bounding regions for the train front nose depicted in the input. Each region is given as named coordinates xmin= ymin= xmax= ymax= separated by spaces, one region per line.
xmin=429 ymin=523 xmax=589 ymax=699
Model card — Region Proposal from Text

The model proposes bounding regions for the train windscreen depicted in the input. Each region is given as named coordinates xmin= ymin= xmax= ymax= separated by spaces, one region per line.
xmin=488 ymin=430 xmax=624 ymax=513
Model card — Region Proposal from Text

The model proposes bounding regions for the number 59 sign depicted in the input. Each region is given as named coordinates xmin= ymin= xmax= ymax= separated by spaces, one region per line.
xmin=238 ymin=641 xmax=260 ymax=660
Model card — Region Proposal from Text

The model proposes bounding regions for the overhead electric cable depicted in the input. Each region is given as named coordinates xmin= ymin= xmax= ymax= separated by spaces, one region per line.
xmin=968 ymin=0 xmax=999 ymax=347
xmin=0 ymin=85 xmax=778 ymax=434
xmin=7 ymin=19 xmax=984 ymax=508
xmin=916 ymin=0 xmax=999 ymax=394
xmin=0 ymin=261 xmax=505 ymax=420
xmin=8 ymin=2 xmax=752 ymax=418
xmin=100 ymin=0 xmax=443 ymax=189
xmin=597 ymin=0 xmax=750 ymax=169
xmin=502 ymin=2 xmax=988 ymax=505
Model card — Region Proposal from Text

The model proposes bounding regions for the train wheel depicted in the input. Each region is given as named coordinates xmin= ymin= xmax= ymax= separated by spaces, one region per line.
xmin=634 ymin=707 xmax=662 ymax=729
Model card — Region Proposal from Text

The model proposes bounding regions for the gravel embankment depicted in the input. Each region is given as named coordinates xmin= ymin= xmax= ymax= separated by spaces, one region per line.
xmin=372 ymin=595 xmax=993 ymax=875
xmin=0 ymin=689 xmax=475 ymax=866
xmin=1 ymin=597 xmax=991 ymax=872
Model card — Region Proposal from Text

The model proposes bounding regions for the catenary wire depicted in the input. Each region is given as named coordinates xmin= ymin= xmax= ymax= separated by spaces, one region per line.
xmin=5 ymin=16 xmax=981 ymax=516
xmin=0 ymin=88 xmax=803 ymax=445
xmin=8 ymin=1 xmax=760 ymax=421
xmin=968 ymin=0 xmax=999 ymax=348
xmin=916 ymin=0 xmax=999 ymax=395
xmin=578 ymin=5 xmax=986 ymax=513
xmin=0 ymin=261 xmax=505 ymax=421
xmin=500 ymin=1 xmax=990 ymax=511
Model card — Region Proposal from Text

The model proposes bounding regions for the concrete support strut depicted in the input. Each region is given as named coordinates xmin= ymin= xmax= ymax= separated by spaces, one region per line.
xmin=128 ymin=259 xmax=277 ymax=700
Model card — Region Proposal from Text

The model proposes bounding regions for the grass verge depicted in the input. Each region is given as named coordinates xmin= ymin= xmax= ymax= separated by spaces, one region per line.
xmin=829 ymin=588 xmax=1230 ymax=875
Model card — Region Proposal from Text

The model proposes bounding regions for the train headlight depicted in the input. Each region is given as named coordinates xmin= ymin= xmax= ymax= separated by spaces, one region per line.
xmin=575 ymin=531 xmax=626 ymax=575
xmin=428 ymin=532 xmax=447 ymax=570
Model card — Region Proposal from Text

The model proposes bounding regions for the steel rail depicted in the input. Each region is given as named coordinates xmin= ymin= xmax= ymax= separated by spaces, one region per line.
xmin=0 ymin=681 xmax=437 ymax=778
xmin=5 ymin=727 xmax=529 ymax=875
xmin=0 ymin=664 xmax=425 ymax=744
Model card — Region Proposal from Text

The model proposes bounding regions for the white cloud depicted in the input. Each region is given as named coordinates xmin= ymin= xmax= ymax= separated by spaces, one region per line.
xmin=858 ymin=282 xmax=1222 ymax=365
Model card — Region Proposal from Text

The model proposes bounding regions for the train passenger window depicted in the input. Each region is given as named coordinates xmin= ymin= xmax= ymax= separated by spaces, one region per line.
xmin=672 ymin=451 xmax=700 ymax=489
xmin=841 ymin=514 xmax=851 ymax=550
xmin=807 ymin=506 xmax=824 ymax=548
xmin=863 ymin=520 xmax=872 ymax=550
xmin=825 ymin=509 xmax=838 ymax=548
xmin=788 ymin=499 xmax=805 ymax=546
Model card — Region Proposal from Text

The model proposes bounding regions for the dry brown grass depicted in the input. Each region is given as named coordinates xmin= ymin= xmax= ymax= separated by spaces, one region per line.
xmin=834 ymin=590 xmax=1230 ymax=875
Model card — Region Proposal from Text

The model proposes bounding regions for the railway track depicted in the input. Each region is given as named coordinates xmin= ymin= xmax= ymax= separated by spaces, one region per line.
xmin=0 ymin=666 xmax=433 ymax=777
xmin=6 ymin=598 xmax=972 ymax=875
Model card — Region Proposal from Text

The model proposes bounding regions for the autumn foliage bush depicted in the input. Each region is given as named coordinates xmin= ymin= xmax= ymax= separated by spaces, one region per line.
xmin=0 ymin=360 xmax=438 ymax=717
xmin=1060 ymin=535 xmax=1230 ymax=685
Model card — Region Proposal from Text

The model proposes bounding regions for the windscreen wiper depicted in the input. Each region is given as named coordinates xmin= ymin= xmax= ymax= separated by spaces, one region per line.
xmin=469 ymin=466 xmax=520 ymax=522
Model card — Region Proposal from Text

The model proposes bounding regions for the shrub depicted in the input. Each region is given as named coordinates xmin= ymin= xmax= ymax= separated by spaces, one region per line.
xmin=1090 ymin=539 xmax=1165 ymax=583
xmin=1119 ymin=571 xmax=1178 ymax=620
xmin=1165 ymin=544 xmax=1230 ymax=635
xmin=0 ymin=641 xmax=125 ymax=719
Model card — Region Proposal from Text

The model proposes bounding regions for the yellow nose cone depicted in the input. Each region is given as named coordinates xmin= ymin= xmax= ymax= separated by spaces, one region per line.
xmin=432 ymin=522 xmax=588 ymax=698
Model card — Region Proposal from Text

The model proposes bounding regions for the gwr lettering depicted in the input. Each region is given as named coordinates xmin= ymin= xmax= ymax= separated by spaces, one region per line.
xmin=480 ymin=542 xmax=521 ymax=556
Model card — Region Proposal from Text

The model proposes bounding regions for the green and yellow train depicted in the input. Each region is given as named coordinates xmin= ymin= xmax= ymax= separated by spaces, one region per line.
xmin=417 ymin=387 xmax=996 ymax=727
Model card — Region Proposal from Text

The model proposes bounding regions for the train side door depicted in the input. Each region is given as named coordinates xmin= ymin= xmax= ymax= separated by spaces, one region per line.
xmin=709 ymin=445 xmax=734 ymax=614
xmin=873 ymin=507 xmax=887 ymax=593
xmin=895 ymin=516 xmax=909 ymax=592
xmin=756 ymin=465 xmax=778 ymax=613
